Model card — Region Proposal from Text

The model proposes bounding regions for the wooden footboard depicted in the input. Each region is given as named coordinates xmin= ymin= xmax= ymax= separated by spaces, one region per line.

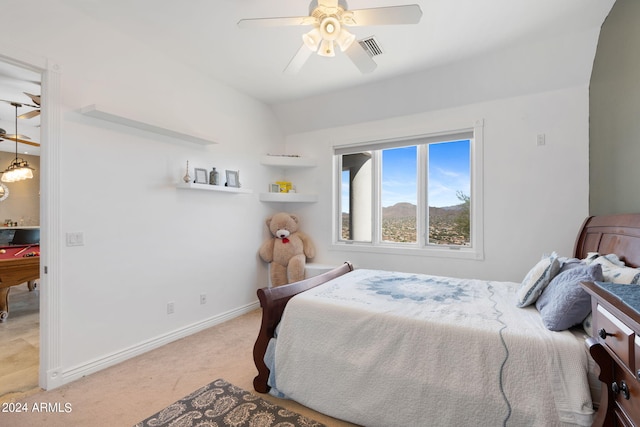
xmin=253 ymin=261 xmax=354 ymax=393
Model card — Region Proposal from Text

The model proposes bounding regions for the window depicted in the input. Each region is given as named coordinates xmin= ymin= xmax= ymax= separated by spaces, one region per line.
xmin=334 ymin=122 xmax=483 ymax=259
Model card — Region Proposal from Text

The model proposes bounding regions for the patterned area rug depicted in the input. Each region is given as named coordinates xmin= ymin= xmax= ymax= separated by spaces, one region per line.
xmin=134 ymin=378 xmax=326 ymax=427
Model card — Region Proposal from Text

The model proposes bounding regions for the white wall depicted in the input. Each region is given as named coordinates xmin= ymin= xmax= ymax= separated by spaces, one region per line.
xmin=279 ymin=30 xmax=596 ymax=282
xmin=0 ymin=1 xmax=283 ymax=386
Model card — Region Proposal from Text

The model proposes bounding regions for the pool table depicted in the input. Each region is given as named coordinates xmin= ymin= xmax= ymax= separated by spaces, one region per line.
xmin=0 ymin=244 xmax=40 ymax=321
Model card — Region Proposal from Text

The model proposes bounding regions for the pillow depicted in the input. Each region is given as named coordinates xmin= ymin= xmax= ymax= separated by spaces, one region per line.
xmin=516 ymin=252 xmax=560 ymax=307
xmin=557 ymin=257 xmax=583 ymax=274
xmin=535 ymin=263 xmax=603 ymax=331
xmin=583 ymin=252 xmax=625 ymax=267
xmin=585 ymin=253 xmax=640 ymax=284
xmin=606 ymin=265 xmax=640 ymax=284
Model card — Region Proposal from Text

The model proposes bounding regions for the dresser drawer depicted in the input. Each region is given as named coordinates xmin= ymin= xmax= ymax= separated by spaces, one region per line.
xmin=613 ymin=364 xmax=640 ymax=425
xmin=596 ymin=305 xmax=634 ymax=369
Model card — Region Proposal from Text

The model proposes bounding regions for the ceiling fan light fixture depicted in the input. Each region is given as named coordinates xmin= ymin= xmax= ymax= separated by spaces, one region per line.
xmin=337 ymin=28 xmax=356 ymax=51
xmin=302 ymin=27 xmax=322 ymax=51
xmin=318 ymin=39 xmax=335 ymax=57
xmin=319 ymin=16 xmax=340 ymax=40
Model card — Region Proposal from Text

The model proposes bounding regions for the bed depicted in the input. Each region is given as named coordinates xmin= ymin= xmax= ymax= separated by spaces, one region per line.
xmin=252 ymin=213 xmax=640 ymax=426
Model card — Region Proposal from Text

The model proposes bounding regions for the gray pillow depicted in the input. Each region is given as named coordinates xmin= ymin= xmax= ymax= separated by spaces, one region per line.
xmin=535 ymin=263 xmax=603 ymax=331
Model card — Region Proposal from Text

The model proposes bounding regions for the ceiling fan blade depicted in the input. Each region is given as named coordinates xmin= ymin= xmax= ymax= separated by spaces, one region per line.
xmin=284 ymin=45 xmax=314 ymax=74
xmin=18 ymin=109 xmax=40 ymax=120
xmin=0 ymin=136 xmax=40 ymax=147
xmin=238 ymin=16 xmax=316 ymax=28
xmin=2 ymin=133 xmax=30 ymax=140
xmin=23 ymin=92 xmax=41 ymax=106
xmin=345 ymin=42 xmax=377 ymax=74
xmin=0 ymin=99 xmax=39 ymax=109
xmin=346 ymin=5 xmax=423 ymax=26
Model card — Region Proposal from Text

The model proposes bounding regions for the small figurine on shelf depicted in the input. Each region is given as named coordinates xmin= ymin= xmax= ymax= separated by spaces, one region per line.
xmin=209 ymin=167 xmax=219 ymax=185
xmin=183 ymin=161 xmax=191 ymax=183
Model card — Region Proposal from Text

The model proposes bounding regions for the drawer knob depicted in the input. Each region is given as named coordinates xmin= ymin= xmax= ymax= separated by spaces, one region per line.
xmin=598 ymin=328 xmax=615 ymax=340
xmin=612 ymin=381 xmax=630 ymax=400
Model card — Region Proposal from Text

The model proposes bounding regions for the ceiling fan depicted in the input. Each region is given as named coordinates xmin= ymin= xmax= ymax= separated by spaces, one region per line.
xmin=0 ymin=93 xmax=40 ymax=120
xmin=0 ymin=99 xmax=41 ymax=147
xmin=18 ymin=93 xmax=40 ymax=119
xmin=238 ymin=0 xmax=422 ymax=74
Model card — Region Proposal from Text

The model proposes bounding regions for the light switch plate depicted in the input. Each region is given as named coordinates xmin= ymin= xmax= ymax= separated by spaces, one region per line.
xmin=66 ymin=232 xmax=84 ymax=246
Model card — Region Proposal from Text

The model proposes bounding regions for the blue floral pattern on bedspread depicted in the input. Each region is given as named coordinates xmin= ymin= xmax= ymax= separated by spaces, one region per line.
xmin=310 ymin=270 xmax=487 ymax=321
xmin=363 ymin=273 xmax=470 ymax=302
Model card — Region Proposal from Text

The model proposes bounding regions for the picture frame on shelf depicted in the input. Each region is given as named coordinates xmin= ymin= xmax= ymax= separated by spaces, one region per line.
xmin=269 ymin=183 xmax=280 ymax=193
xmin=226 ymin=170 xmax=240 ymax=188
xmin=194 ymin=168 xmax=208 ymax=184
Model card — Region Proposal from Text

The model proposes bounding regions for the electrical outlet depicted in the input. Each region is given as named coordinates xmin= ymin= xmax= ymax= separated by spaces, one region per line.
xmin=167 ymin=302 xmax=175 ymax=315
xmin=200 ymin=294 xmax=207 ymax=305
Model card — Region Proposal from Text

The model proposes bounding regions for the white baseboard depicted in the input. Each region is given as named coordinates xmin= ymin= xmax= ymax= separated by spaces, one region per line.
xmin=50 ymin=301 xmax=260 ymax=389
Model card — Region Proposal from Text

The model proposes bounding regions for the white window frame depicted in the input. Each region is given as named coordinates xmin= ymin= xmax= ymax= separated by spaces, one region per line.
xmin=332 ymin=120 xmax=484 ymax=260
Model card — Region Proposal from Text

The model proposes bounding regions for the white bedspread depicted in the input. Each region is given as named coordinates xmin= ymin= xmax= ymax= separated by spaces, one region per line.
xmin=273 ymin=269 xmax=594 ymax=427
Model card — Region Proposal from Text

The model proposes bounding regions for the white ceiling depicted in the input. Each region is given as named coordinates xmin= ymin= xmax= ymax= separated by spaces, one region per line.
xmin=0 ymin=0 xmax=615 ymax=156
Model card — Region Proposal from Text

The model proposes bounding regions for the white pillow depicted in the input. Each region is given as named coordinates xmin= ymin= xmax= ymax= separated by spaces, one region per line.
xmin=585 ymin=253 xmax=640 ymax=284
xmin=516 ymin=252 xmax=560 ymax=307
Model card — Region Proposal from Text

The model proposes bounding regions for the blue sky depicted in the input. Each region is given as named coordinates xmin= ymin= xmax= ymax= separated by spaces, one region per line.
xmin=382 ymin=140 xmax=470 ymax=208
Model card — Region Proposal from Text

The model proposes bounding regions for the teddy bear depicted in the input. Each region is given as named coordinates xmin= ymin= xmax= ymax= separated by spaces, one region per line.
xmin=259 ymin=212 xmax=316 ymax=287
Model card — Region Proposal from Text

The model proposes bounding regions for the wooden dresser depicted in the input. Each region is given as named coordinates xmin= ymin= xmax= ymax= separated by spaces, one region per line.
xmin=582 ymin=281 xmax=640 ymax=427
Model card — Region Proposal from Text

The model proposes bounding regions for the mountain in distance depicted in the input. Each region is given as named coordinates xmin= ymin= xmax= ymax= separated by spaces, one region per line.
xmin=382 ymin=202 xmax=465 ymax=218
xmin=382 ymin=202 xmax=415 ymax=218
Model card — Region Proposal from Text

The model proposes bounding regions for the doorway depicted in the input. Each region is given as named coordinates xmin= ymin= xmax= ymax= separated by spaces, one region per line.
xmin=0 ymin=51 xmax=60 ymax=395
xmin=0 ymin=60 xmax=42 ymax=400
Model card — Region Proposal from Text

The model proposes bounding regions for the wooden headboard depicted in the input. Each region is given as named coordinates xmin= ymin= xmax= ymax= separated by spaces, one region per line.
xmin=574 ymin=213 xmax=640 ymax=268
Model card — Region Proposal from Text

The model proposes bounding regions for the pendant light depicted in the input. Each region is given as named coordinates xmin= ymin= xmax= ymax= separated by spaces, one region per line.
xmin=1 ymin=102 xmax=34 ymax=183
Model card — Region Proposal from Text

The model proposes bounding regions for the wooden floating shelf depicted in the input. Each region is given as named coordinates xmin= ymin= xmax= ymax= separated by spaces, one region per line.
xmin=260 ymin=155 xmax=316 ymax=168
xmin=80 ymin=104 xmax=217 ymax=146
xmin=259 ymin=192 xmax=317 ymax=203
xmin=176 ymin=183 xmax=252 ymax=194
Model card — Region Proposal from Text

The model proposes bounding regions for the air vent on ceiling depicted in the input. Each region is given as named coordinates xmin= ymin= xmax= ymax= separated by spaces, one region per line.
xmin=358 ymin=36 xmax=384 ymax=57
